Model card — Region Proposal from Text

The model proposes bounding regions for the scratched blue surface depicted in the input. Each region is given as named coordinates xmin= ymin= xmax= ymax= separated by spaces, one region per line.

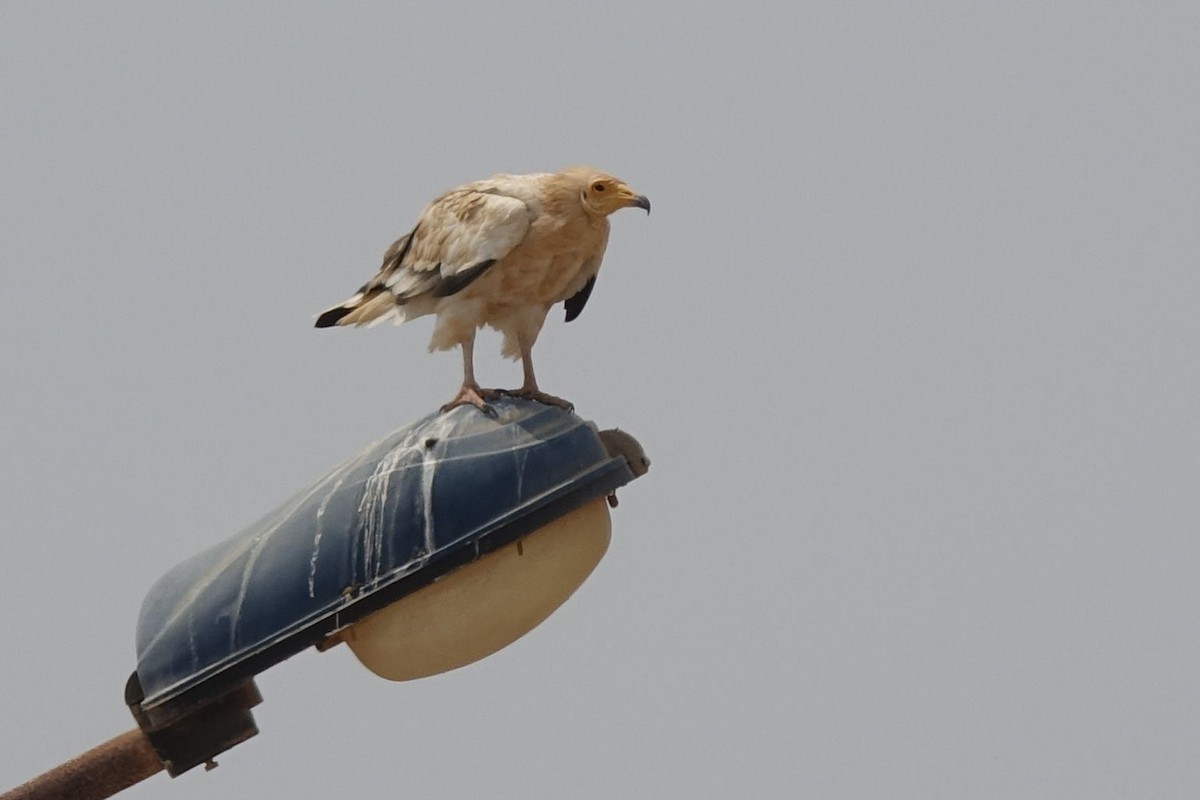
xmin=134 ymin=399 xmax=633 ymax=710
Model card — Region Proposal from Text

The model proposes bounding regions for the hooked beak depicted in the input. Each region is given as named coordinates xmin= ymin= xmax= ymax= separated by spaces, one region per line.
xmin=615 ymin=183 xmax=651 ymax=214
xmin=617 ymin=190 xmax=650 ymax=214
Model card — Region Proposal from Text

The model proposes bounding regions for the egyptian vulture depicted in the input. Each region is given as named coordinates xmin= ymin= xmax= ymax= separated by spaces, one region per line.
xmin=316 ymin=167 xmax=649 ymax=412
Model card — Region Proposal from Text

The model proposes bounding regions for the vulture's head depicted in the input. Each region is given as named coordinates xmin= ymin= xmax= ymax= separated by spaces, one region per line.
xmin=573 ymin=169 xmax=651 ymax=217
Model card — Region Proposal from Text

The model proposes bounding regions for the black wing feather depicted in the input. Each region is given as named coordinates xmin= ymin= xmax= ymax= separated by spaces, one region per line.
xmin=315 ymin=305 xmax=353 ymax=328
xmin=431 ymin=259 xmax=497 ymax=298
xmin=564 ymin=275 xmax=597 ymax=322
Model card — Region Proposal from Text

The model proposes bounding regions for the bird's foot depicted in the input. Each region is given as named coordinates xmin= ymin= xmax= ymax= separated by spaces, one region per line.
xmin=496 ymin=387 xmax=575 ymax=413
xmin=441 ymin=385 xmax=501 ymax=417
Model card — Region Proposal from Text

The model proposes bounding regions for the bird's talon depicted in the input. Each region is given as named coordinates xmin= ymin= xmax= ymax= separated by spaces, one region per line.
xmin=441 ymin=386 xmax=498 ymax=416
xmin=497 ymin=388 xmax=574 ymax=412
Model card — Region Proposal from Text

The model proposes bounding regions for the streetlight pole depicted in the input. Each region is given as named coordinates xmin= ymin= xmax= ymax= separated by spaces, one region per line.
xmin=0 ymin=729 xmax=162 ymax=800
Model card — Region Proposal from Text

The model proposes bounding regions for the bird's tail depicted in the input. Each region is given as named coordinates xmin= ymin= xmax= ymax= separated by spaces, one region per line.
xmin=315 ymin=287 xmax=397 ymax=328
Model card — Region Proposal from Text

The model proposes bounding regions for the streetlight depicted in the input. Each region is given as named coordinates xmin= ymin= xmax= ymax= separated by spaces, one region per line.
xmin=2 ymin=399 xmax=649 ymax=799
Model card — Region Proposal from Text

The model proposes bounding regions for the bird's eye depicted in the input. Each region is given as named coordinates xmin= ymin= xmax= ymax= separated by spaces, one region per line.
xmin=592 ymin=182 xmax=606 ymax=192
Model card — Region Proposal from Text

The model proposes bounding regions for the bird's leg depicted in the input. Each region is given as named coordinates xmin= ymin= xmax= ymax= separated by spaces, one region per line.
xmin=498 ymin=339 xmax=574 ymax=412
xmin=441 ymin=332 xmax=498 ymax=414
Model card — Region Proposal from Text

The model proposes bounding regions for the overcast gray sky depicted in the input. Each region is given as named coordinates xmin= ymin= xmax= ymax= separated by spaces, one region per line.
xmin=3 ymin=3 xmax=1199 ymax=798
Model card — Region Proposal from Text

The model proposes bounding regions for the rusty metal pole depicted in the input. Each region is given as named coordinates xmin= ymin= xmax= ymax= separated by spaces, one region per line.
xmin=1 ymin=728 xmax=163 ymax=800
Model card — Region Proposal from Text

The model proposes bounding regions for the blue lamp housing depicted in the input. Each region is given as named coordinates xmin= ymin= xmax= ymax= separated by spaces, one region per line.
xmin=126 ymin=399 xmax=648 ymax=775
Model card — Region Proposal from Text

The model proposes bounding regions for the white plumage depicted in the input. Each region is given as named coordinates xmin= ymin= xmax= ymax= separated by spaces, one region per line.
xmin=316 ymin=167 xmax=649 ymax=412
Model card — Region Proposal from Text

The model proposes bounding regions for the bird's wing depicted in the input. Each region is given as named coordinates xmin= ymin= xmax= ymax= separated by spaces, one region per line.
xmin=315 ymin=185 xmax=533 ymax=329
xmin=562 ymin=224 xmax=609 ymax=322
xmin=381 ymin=185 xmax=533 ymax=302
xmin=564 ymin=275 xmax=596 ymax=322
